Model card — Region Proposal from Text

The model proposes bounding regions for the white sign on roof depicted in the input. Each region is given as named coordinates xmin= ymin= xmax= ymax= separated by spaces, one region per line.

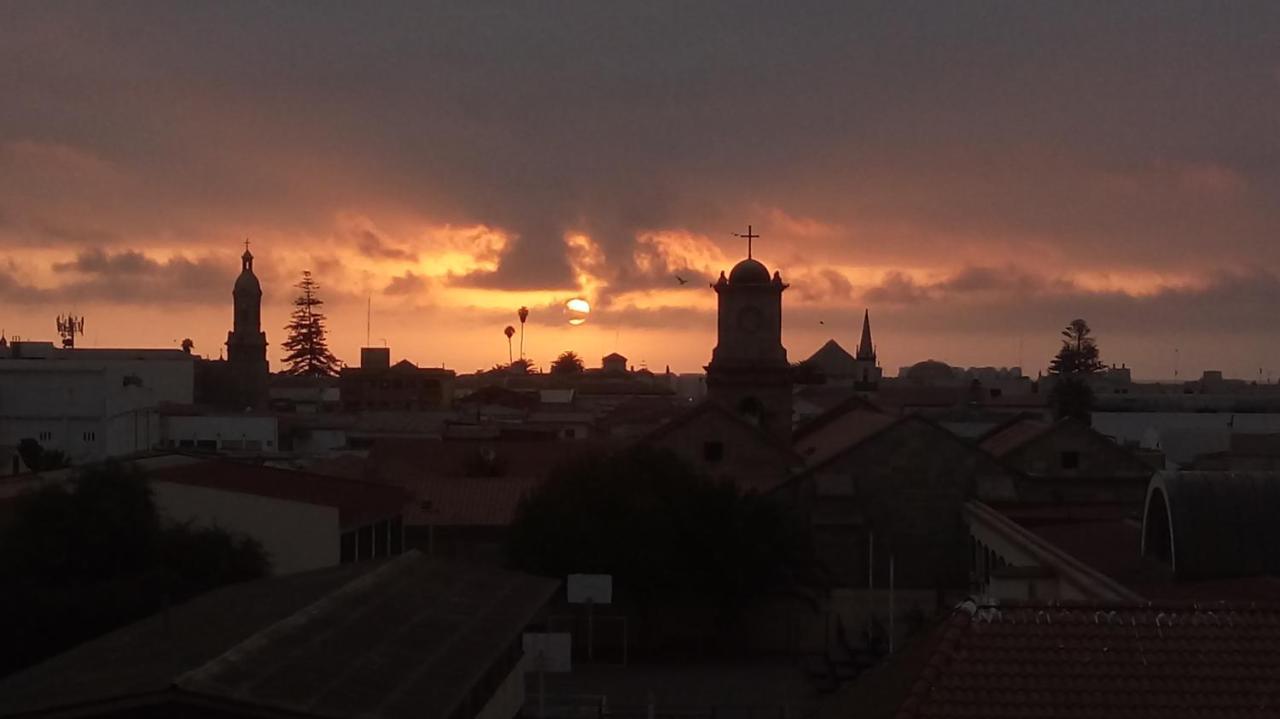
xmin=567 ymin=573 xmax=612 ymax=604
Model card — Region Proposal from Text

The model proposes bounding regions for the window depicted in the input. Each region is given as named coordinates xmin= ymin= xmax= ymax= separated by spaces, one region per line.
xmin=1060 ymin=451 xmax=1080 ymax=470
xmin=357 ymin=525 xmax=374 ymax=560
xmin=82 ymin=431 xmax=95 ymax=442
xmin=38 ymin=431 xmax=52 ymax=442
xmin=390 ymin=517 xmax=404 ymax=555
xmin=340 ymin=532 xmax=356 ymax=563
xmin=703 ymin=441 xmax=724 ymax=463
xmin=374 ymin=520 xmax=390 ymax=557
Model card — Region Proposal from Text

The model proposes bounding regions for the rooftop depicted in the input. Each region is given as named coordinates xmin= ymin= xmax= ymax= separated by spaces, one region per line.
xmin=142 ymin=456 xmax=410 ymax=530
xmin=0 ymin=552 xmax=558 ymax=719
xmin=831 ymin=600 xmax=1280 ymax=719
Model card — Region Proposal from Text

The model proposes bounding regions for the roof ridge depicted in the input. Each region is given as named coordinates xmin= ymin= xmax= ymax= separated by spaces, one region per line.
xmin=175 ymin=553 xmax=420 ymax=692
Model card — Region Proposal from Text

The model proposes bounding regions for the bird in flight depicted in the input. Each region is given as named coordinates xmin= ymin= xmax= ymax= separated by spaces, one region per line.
xmin=675 ymin=275 xmax=689 ymax=285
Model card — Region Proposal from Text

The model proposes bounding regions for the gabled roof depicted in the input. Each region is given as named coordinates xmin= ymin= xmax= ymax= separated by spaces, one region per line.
xmin=839 ymin=600 xmax=1280 ymax=719
xmin=803 ymin=339 xmax=859 ymax=376
xmin=366 ymin=438 xmax=621 ymax=526
xmin=795 ymin=413 xmax=958 ymax=480
xmin=642 ymin=400 xmax=802 ymax=463
xmin=977 ymin=415 xmax=1053 ymax=457
xmin=797 ymin=409 xmax=898 ymax=468
xmin=0 ymin=553 xmax=558 ymax=719
xmin=144 ymin=457 xmax=410 ymax=530
xmin=793 ymin=392 xmax=885 ymax=442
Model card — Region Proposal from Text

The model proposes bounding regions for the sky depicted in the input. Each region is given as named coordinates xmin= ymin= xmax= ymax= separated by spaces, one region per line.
xmin=2 ymin=2 xmax=1279 ymax=379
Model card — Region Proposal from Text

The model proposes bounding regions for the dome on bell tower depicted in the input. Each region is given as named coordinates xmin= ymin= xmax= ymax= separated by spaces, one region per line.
xmin=234 ymin=248 xmax=262 ymax=296
xmin=728 ymin=257 xmax=771 ymax=284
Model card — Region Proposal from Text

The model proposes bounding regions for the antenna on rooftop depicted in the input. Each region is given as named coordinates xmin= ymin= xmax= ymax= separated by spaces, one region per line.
xmin=366 ymin=295 xmax=372 ymax=347
xmin=56 ymin=314 xmax=85 ymax=349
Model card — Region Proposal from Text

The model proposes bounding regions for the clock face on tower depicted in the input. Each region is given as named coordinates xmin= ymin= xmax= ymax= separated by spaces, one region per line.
xmin=737 ymin=306 xmax=764 ymax=333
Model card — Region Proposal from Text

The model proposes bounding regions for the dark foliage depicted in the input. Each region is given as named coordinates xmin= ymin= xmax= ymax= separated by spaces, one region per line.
xmin=281 ymin=271 xmax=341 ymax=377
xmin=507 ymin=446 xmax=822 ymax=619
xmin=1048 ymin=319 xmax=1104 ymax=377
xmin=16 ymin=438 xmax=70 ymax=473
xmin=1047 ymin=318 xmax=1103 ymax=422
xmin=550 ymin=350 xmax=585 ymax=375
xmin=1049 ymin=376 xmax=1096 ymax=423
xmin=0 ymin=462 xmax=269 ymax=677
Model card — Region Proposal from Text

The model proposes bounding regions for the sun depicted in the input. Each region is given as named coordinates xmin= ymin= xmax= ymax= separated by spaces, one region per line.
xmin=565 ymin=298 xmax=591 ymax=326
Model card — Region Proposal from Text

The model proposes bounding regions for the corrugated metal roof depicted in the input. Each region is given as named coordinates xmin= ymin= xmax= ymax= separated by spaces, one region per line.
xmin=0 ymin=553 xmax=558 ymax=719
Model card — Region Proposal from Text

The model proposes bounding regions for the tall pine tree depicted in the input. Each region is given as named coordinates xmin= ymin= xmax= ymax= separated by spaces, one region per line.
xmin=281 ymin=271 xmax=341 ymax=377
xmin=1047 ymin=318 xmax=1104 ymax=422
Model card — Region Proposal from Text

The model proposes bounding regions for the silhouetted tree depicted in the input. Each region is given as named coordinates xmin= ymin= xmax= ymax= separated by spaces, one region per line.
xmin=507 ymin=446 xmax=822 ymax=644
xmin=0 ymin=462 xmax=268 ymax=676
xmin=281 ymin=271 xmax=341 ymax=377
xmin=1047 ymin=318 xmax=1104 ymax=422
xmin=1049 ymin=319 xmax=1104 ymax=376
xmin=550 ymin=350 xmax=585 ymax=375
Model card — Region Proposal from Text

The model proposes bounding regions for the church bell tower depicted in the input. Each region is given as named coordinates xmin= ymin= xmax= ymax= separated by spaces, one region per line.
xmin=226 ymin=242 xmax=269 ymax=409
xmin=706 ymin=226 xmax=793 ymax=440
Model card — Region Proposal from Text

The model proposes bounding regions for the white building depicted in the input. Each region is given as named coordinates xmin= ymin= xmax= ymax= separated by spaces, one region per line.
xmin=0 ymin=341 xmax=195 ymax=464
xmin=141 ymin=455 xmax=409 ymax=575
xmin=159 ymin=412 xmax=279 ymax=454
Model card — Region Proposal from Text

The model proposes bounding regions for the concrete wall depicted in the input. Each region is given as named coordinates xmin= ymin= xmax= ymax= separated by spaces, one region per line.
xmin=788 ymin=419 xmax=1018 ymax=590
xmin=152 ymin=481 xmax=339 ymax=574
xmin=161 ymin=415 xmax=279 ymax=453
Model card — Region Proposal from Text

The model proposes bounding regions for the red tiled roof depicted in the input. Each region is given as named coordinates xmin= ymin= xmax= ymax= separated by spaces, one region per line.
xmin=366 ymin=438 xmax=619 ymax=527
xmin=894 ymin=601 xmax=1280 ymax=719
xmin=412 ymin=476 xmax=543 ymax=526
xmin=978 ymin=416 xmax=1052 ymax=457
xmin=146 ymin=459 xmax=410 ymax=530
xmin=798 ymin=410 xmax=898 ymax=467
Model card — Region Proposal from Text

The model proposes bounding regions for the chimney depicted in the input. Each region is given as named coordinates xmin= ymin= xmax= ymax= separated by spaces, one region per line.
xmin=360 ymin=347 xmax=391 ymax=370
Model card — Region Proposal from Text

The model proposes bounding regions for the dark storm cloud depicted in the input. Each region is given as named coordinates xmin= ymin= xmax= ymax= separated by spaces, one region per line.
xmin=355 ymin=231 xmax=417 ymax=262
xmin=54 ymin=248 xmax=157 ymax=274
xmin=4 ymin=1 xmax=1278 ymax=288
xmin=792 ymin=268 xmax=857 ymax=303
xmin=384 ymin=271 xmax=428 ymax=296
xmin=45 ymin=249 xmax=240 ymax=305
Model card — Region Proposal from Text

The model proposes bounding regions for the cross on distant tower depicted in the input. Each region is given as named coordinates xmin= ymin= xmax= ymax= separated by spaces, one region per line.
xmin=733 ymin=225 xmax=759 ymax=259
xmin=244 ymin=238 xmax=251 ymax=253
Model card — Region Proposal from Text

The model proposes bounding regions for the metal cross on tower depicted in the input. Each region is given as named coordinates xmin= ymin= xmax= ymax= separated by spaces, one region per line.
xmin=244 ymin=238 xmax=251 ymax=253
xmin=733 ymin=225 xmax=760 ymax=259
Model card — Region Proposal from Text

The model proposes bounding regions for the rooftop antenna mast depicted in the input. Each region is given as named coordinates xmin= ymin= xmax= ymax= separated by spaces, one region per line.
xmin=56 ymin=314 xmax=85 ymax=349
xmin=366 ymin=295 xmax=371 ymax=347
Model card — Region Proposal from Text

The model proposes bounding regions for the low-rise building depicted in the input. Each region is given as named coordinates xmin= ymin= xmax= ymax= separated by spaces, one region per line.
xmin=141 ymin=455 xmax=410 ymax=574
xmin=0 ymin=341 xmax=194 ymax=464
xmin=340 ymin=352 xmax=456 ymax=412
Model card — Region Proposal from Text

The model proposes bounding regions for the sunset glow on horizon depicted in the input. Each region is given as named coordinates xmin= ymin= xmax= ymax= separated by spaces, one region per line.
xmin=2 ymin=3 xmax=1278 ymax=380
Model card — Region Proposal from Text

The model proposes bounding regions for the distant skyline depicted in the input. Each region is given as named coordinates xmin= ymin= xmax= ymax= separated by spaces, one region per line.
xmin=2 ymin=2 xmax=1279 ymax=379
